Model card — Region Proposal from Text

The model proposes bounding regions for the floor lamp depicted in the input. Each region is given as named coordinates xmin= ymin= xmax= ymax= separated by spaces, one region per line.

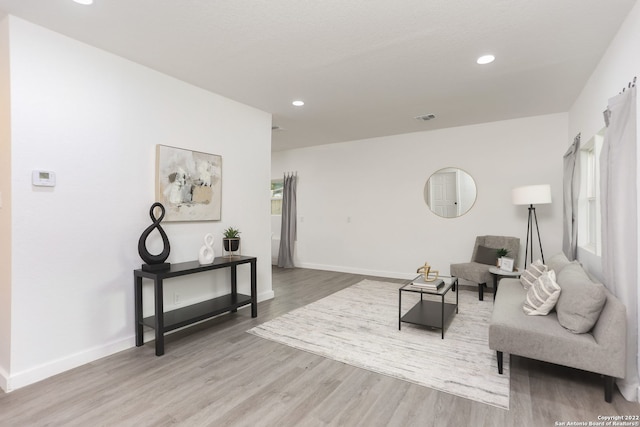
xmin=512 ymin=185 xmax=552 ymax=268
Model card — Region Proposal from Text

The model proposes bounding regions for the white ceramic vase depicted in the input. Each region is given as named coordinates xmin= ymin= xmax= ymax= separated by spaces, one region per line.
xmin=198 ymin=233 xmax=215 ymax=265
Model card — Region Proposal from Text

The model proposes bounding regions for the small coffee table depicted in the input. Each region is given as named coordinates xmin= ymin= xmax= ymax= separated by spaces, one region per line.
xmin=398 ymin=275 xmax=458 ymax=339
xmin=489 ymin=266 xmax=522 ymax=300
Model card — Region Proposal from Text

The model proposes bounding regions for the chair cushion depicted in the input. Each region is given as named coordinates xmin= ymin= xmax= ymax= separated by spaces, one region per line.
xmin=556 ymin=262 xmax=607 ymax=333
xmin=474 ymin=245 xmax=498 ymax=265
xmin=523 ymin=270 xmax=561 ymax=315
xmin=519 ymin=259 xmax=547 ymax=290
xmin=450 ymin=262 xmax=492 ymax=285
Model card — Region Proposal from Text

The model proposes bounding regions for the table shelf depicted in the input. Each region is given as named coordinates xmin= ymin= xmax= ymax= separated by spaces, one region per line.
xmin=400 ymin=300 xmax=457 ymax=328
xmin=141 ymin=293 xmax=253 ymax=332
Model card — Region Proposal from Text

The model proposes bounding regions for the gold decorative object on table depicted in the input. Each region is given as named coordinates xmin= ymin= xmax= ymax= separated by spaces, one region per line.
xmin=416 ymin=261 xmax=439 ymax=282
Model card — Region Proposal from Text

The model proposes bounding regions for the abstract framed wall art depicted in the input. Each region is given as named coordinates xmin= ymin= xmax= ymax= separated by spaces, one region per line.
xmin=156 ymin=145 xmax=222 ymax=221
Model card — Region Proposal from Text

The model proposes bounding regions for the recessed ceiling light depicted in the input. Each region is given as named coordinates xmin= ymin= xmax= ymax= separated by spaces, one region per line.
xmin=477 ymin=55 xmax=495 ymax=65
xmin=73 ymin=0 xmax=94 ymax=4
xmin=292 ymin=100 xmax=305 ymax=107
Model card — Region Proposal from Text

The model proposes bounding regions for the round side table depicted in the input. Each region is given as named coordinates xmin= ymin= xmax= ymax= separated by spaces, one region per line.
xmin=489 ymin=266 xmax=522 ymax=300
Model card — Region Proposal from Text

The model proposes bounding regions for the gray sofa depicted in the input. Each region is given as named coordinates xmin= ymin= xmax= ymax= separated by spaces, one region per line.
xmin=488 ymin=255 xmax=626 ymax=403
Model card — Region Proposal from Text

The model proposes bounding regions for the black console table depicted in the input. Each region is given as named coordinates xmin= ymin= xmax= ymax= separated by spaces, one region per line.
xmin=134 ymin=256 xmax=257 ymax=356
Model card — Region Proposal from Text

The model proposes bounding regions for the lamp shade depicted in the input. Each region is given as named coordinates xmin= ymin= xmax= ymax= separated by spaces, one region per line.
xmin=512 ymin=184 xmax=552 ymax=205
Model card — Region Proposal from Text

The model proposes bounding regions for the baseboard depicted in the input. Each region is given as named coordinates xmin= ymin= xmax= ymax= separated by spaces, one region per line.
xmin=295 ymin=262 xmax=416 ymax=280
xmin=6 ymin=336 xmax=133 ymax=392
xmin=0 ymin=365 xmax=9 ymax=393
xmin=615 ymin=379 xmax=640 ymax=402
xmin=259 ymin=289 xmax=275 ymax=302
xmin=5 ymin=289 xmax=276 ymax=392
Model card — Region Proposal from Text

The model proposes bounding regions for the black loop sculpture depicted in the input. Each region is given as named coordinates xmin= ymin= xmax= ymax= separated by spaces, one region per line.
xmin=138 ymin=202 xmax=171 ymax=270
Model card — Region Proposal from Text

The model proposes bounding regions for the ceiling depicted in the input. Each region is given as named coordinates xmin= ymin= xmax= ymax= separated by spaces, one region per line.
xmin=0 ymin=0 xmax=636 ymax=151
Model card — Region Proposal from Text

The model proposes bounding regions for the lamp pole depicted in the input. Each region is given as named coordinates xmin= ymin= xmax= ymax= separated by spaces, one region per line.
xmin=524 ymin=204 xmax=545 ymax=268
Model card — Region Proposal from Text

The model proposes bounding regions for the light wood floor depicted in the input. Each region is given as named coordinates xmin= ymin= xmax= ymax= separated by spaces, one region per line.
xmin=1 ymin=267 xmax=638 ymax=426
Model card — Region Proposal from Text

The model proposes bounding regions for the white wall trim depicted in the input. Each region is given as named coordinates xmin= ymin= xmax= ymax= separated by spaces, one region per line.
xmin=6 ymin=286 xmax=271 ymax=392
xmin=6 ymin=336 xmax=132 ymax=392
xmin=0 ymin=365 xmax=9 ymax=392
xmin=296 ymin=262 xmax=416 ymax=281
xmin=259 ymin=290 xmax=276 ymax=302
xmin=8 ymin=289 xmax=276 ymax=391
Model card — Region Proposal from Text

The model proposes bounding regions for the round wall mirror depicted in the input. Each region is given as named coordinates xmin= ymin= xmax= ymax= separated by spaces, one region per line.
xmin=424 ymin=168 xmax=477 ymax=218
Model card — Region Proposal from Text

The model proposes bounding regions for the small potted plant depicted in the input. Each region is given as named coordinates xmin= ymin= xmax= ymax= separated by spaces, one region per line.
xmin=496 ymin=248 xmax=509 ymax=267
xmin=223 ymin=227 xmax=241 ymax=253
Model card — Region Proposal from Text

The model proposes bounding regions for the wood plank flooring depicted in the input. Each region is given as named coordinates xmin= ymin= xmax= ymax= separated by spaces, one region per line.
xmin=0 ymin=267 xmax=638 ymax=426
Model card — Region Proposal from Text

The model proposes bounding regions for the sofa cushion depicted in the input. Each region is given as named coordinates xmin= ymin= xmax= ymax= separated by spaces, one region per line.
xmin=556 ymin=262 xmax=607 ymax=333
xmin=474 ymin=245 xmax=498 ymax=265
xmin=547 ymin=252 xmax=572 ymax=275
xmin=519 ymin=259 xmax=547 ymax=290
xmin=523 ymin=270 xmax=562 ymax=315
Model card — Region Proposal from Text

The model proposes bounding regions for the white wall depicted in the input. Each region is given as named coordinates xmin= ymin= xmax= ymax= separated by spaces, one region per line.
xmin=0 ymin=17 xmax=12 ymax=392
xmin=2 ymin=16 xmax=273 ymax=392
xmin=568 ymin=0 xmax=640 ymax=280
xmin=272 ymin=113 xmax=567 ymax=279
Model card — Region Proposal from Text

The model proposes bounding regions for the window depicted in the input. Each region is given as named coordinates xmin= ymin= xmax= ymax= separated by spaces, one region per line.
xmin=578 ymin=130 xmax=604 ymax=254
xmin=271 ymin=179 xmax=283 ymax=215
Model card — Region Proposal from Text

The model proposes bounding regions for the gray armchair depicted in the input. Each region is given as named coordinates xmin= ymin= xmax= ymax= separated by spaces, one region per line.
xmin=450 ymin=235 xmax=520 ymax=301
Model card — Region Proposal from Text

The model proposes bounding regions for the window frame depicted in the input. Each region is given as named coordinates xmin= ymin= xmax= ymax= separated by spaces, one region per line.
xmin=578 ymin=130 xmax=604 ymax=255
xmin=270 ymin=179 xmax=283 ymax=215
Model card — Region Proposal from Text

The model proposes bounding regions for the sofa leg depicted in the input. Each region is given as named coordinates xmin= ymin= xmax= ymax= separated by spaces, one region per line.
xmin=497 ymin=351 xmax=503 ymax=374
xmin=478 ymin=283 xmax=485 ymax=301
xmin=604 ymin=376 xmax=614 ymax=403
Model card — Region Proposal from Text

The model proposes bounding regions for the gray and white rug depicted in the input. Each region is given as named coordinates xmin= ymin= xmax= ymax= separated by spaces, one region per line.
xmin=247 ymin=279 xmax=510 ymax=409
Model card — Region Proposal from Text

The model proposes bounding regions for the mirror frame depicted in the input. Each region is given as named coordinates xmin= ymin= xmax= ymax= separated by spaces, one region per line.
xmin=424 ymin=167 xmax=477 ymax=218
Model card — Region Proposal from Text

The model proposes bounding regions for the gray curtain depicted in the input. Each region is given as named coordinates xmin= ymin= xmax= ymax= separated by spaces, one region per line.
xmin=562 ymin=133 xmax=581 ymax=261
xmin=600 ymin=86 xmax=638 ymax=401
xmin=278 ymin=173 xmax=298 ymax=268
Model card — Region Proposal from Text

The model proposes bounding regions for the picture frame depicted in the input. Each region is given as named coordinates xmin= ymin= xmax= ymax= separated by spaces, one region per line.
xmin=156 ymin=145 xmax=222 ymax=221
xmin=499 ymin=257 xmax=514 ymax=272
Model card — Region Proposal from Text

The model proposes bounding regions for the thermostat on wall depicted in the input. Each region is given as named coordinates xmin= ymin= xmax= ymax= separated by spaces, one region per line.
xmin=32 ymin=170 xmax=56 ymax=187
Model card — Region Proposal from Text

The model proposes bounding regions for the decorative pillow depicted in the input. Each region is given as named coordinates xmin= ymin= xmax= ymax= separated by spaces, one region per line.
xmin=519 ymin=259 xmax=547 ymax=290
xmin=522 ymin=270 xmax=561 ymax=315
xmin=555 ymin=262 xmax=607 ymax=333
xmin=474 ymin=245 xmax=498 ymax=265
xmin=546 ymin=252 xmax=572 ymax=275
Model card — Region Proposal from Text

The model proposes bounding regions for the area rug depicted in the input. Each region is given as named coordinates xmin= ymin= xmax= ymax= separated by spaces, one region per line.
xmin=247 ymin=279 xmax=510 ymax=409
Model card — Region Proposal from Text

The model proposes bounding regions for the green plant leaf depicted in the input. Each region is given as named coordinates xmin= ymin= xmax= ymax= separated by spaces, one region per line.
xmin=223 ymin=227 xmax=241 ymax=238
xmin=496 ymin=248 xmax=509 ymax=257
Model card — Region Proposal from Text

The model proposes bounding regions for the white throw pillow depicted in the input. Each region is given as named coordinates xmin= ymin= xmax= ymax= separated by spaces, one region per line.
xmin=523 ymin=270 xmax=562 ymax=315
xmin=519 ymin=259 xmax=547 ymax=290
